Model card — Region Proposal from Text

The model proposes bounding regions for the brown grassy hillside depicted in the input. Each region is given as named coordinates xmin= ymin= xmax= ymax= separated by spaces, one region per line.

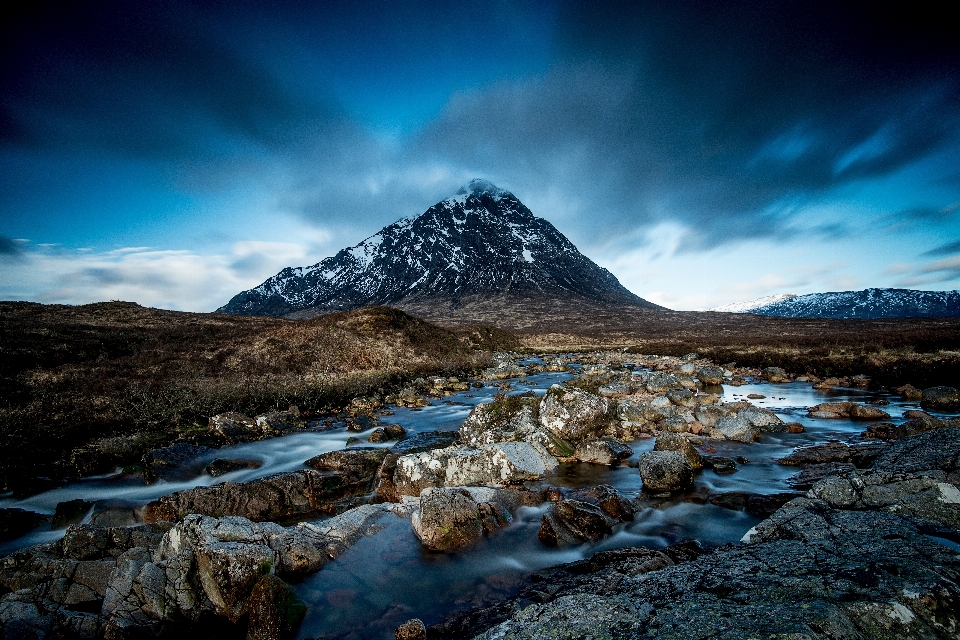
xmin=0 ymin=302 xmax=489 ymax=490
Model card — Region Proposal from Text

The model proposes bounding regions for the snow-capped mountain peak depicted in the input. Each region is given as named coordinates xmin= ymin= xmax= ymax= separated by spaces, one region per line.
xmin=218 ymin=180 xmax=659 ymax=317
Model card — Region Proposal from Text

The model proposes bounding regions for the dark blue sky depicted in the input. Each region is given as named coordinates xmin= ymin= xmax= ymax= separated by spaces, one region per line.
xmin=2 ymin=0 xmax=960 ymax=310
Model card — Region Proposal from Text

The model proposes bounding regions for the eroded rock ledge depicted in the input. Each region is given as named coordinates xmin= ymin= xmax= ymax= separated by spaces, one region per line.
xmin=429 ymin=428 xmax=960 ymax=639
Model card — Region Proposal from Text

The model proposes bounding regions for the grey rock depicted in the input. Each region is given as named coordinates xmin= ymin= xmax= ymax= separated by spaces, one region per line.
xmin=653 ymin=432 xmax=702 ymax=468
xmin=538 ymin=385 xmax=608 ymax=442
xmin=573 ymin=439 xmax=633 ymax=465
xmin=696 ymin=365 xmax=724 ymax=386
xmin=786 ymin=462 xmax=857 ymax=489
xmin=713 ymin=415 xmax=759 ymax=442
xmin=921 ymin=385 xmax=960 ymax=409
xmin=638 ymin=451 xmax=694 ymax=491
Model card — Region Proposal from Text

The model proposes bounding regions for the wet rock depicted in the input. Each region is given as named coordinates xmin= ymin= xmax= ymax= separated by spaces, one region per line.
xmin=692 ymin=404 xmax=729 ymax=428
xmin=573 ymin=439 xmax=632 ymax=465
xmin=762 ymin=366 xmax=789 ymax=382
xmin=52 ymin=499 xmax=94 ymax=529
xmin=702 ymin=456 xmax=738 ymax=473
xmin=396 ymin=618 xmax=427 ymax=640
xmin=460 ymin=395 xmax=571 ymax=457
xmin=736 ymin=404 xmax=786 ymax=432
xmin=776 ymin=441 xmax=850 ymax=466
xmin=196 ymin=541 xmax=275 ymax=621
xmin=786 ymin=462 xmax=857 ymax=489
xmin=597 ymin=382 xmax=631 ymax=397
xmin=538 ymin=500 xmax=613 ymax=546
xmin=385 ymin=424 xmax=407 ymax=440
xmin=246 ymin=574 xmax=308 ymax=640
xmin=806 ymin=401 xmax=890 ymax=420
xmin=666 ymin=389 xmax=696 ymax=408
xmin=638 ymin=451 xmax=694 ymax=491
xmin=143 ymin=467 xmax=379 ymax=523
xmin=708 ymin=491 xmax=802 ymax=518
xmin=921 ymin=385 xmax=960 ymax=409
xmin=368 ymin=428 xmax=390 ymax=443
xmin=304 ymin=448 xmax=389 ymax=486
xmin=390 ymin=430 xmax=460 ymax=455
xmin=205 ymin=458 xmax=263 ymax=477
xmin=696 ymin=366 xmax=724 ymax=386
xmin=412 ymin=488 xmax=486 ymax=551
xmin=393 ymin=442 xmax=558 ymax=497
xmin=712 ymin=415 xmax=759 ymax=442
xmin=208 ymin=412 xmax=259 ymax=441
xmin=256 ymin=408 xmax=305 ymax=435
xmin=538 ymin=385 xmax=608 ymax=442
xmin=639 ymin=371 xmax=685 ymax=393
xmin=872 ymin=426 xmax=960 ymax=477
xmin=90 ymin=502 xmax=138 ymax=528
xmin=568 ymin=485 xmax=635 ymax=522
xmin=653 ymin=432 xmax=702 ymax=468
xmin=141 ymin=443 xmax=212 ymax=484
xmin=864 ymin=416 xmax=944 ymax=440
xmin=895 ymin=383 xmax=923 ymax=400
xmin=0 ymin=508 xmax=48 ymax=541
xmin=786 ymin=422 xmax=805 ymax=433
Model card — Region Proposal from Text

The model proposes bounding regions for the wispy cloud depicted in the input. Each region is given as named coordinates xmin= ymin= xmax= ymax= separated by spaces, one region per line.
xmin=0 ymin=241 xmax=312 ymax=312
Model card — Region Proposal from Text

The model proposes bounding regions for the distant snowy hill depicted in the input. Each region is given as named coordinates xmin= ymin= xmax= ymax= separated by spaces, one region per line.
xmin=218 ymin=179 xmax=660 ymax=317
xmin=710 ymin=293 xmax=799 ymax=313
xmin=711 ymin=288 xmax=960 ymax=319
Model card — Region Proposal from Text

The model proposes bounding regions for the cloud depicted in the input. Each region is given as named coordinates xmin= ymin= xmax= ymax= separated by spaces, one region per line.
xmin=891 ymin=255 xmax=960 ymax=288
xmin=923 ymin=237 xmax=960 ymax=257
xmin=0 ymin=236 xmax=25 ymax=258
xmin=0 ymin=240 xmax=312 ymax=311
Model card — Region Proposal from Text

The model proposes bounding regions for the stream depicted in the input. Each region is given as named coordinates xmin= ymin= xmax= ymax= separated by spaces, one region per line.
xmin=0 ymin=361 xmax=949 ymax=639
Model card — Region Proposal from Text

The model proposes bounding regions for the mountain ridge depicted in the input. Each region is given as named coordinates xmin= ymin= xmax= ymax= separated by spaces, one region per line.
xmin=218 ymin=179 xmax=661 ymax=318
xmin=711 ymin=287 xmax=960 ymax=319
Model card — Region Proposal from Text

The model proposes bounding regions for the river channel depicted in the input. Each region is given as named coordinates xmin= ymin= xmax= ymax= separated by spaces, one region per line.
xmin=0 ymin=359 xmax=948 ymax=639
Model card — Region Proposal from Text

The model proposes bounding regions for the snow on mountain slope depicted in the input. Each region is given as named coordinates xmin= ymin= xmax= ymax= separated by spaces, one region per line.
xmin=713 ymin=288 xmax=960 ymax=319
xmin=218 ymin=179 xmax=659 ymax=317
xmin=710 ymin=294 xmax=798 ymax=313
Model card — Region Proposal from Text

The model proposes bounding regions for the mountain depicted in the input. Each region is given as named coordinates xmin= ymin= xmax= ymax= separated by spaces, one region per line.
xmin=711 ymin=288 xmax=960 ymax=319
xmin=218 ymin=179 xmax=660 ymax=318
xmin=709 ymin=293 xmax=799 ymax=313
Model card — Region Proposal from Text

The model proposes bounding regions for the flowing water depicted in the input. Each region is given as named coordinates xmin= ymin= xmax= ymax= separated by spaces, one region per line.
xmin=0 ymin=365 xmax=950 ymax=638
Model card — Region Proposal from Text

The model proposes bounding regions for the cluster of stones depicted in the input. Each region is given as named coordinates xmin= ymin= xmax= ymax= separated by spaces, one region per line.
xmin=428 ymin=427 xmax=960 ymax=640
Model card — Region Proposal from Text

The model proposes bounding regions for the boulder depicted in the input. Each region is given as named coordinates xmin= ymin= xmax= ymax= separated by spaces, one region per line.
xmin=712 ymin=415 xmax=759 ymax=442
xmin=396 ymin=618 xmax=427 ymax=640
xmin=208 ymin=412 xmax=259 ymax=441
xmin=196 ymin=541 xmax=275 ymax=621
xmin=895 ymin=383 xmax=923 ymax=400
xmin=597 ymin=382 xmax=631 ymax=397
xmin=393 ymin=442 xmax=558 ymax=497
xmin=848 ymin=404 xmax=892 ymax=420
xmin=638 ymin=451 xmax=694 ymax=491
xmin=538 ymin=385 xmax=608 ymax=442
xmin=205 ymin=458 xmax=262 ymax=477
xmin=538 ymin=500 xmax=614 ymax=546
xmin=246 ymin=574 xmax=308 ymax=640
xmin=460 ymin=396 xmax=573 ymax=456
xmin=653 ymin=432 xmax=702 ymax=469
xmin=666 ymin=389 xmax=696 ymax=408
xmin=762 ymin=367 xmax=789 ymax=382
xmin=304 ymin=448 xmax=389 ymax=485
xmin=696 ymin=366 xmax=724 ymax=386
xmin=640 ymin=372 xmax=685 ymax=393
xmin=693 ymin=404 xmax=729 ymax=428
xmin=412 ymin=488 xmax=486 ymax=551
xmin=703 ymin=456 xmax=738 ymax=474
xmin=863 ymin=418 xmax=942 ymax=441
xmin=52 ymin=499 xmax=93 ymax=529
xmin=736 ymin=405 xmax=786 ymax=432
xmin=921 ymin=386 xmax=960 ymax=409
xmin=256 ymin=409 xmax=305 ymax=435
xmin=573 ymin=439 xmax=633 ymax=465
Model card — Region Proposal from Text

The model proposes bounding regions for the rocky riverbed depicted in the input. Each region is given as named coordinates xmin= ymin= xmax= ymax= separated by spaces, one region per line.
xmin=2 ymin=351 xmax=959 ymax=639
